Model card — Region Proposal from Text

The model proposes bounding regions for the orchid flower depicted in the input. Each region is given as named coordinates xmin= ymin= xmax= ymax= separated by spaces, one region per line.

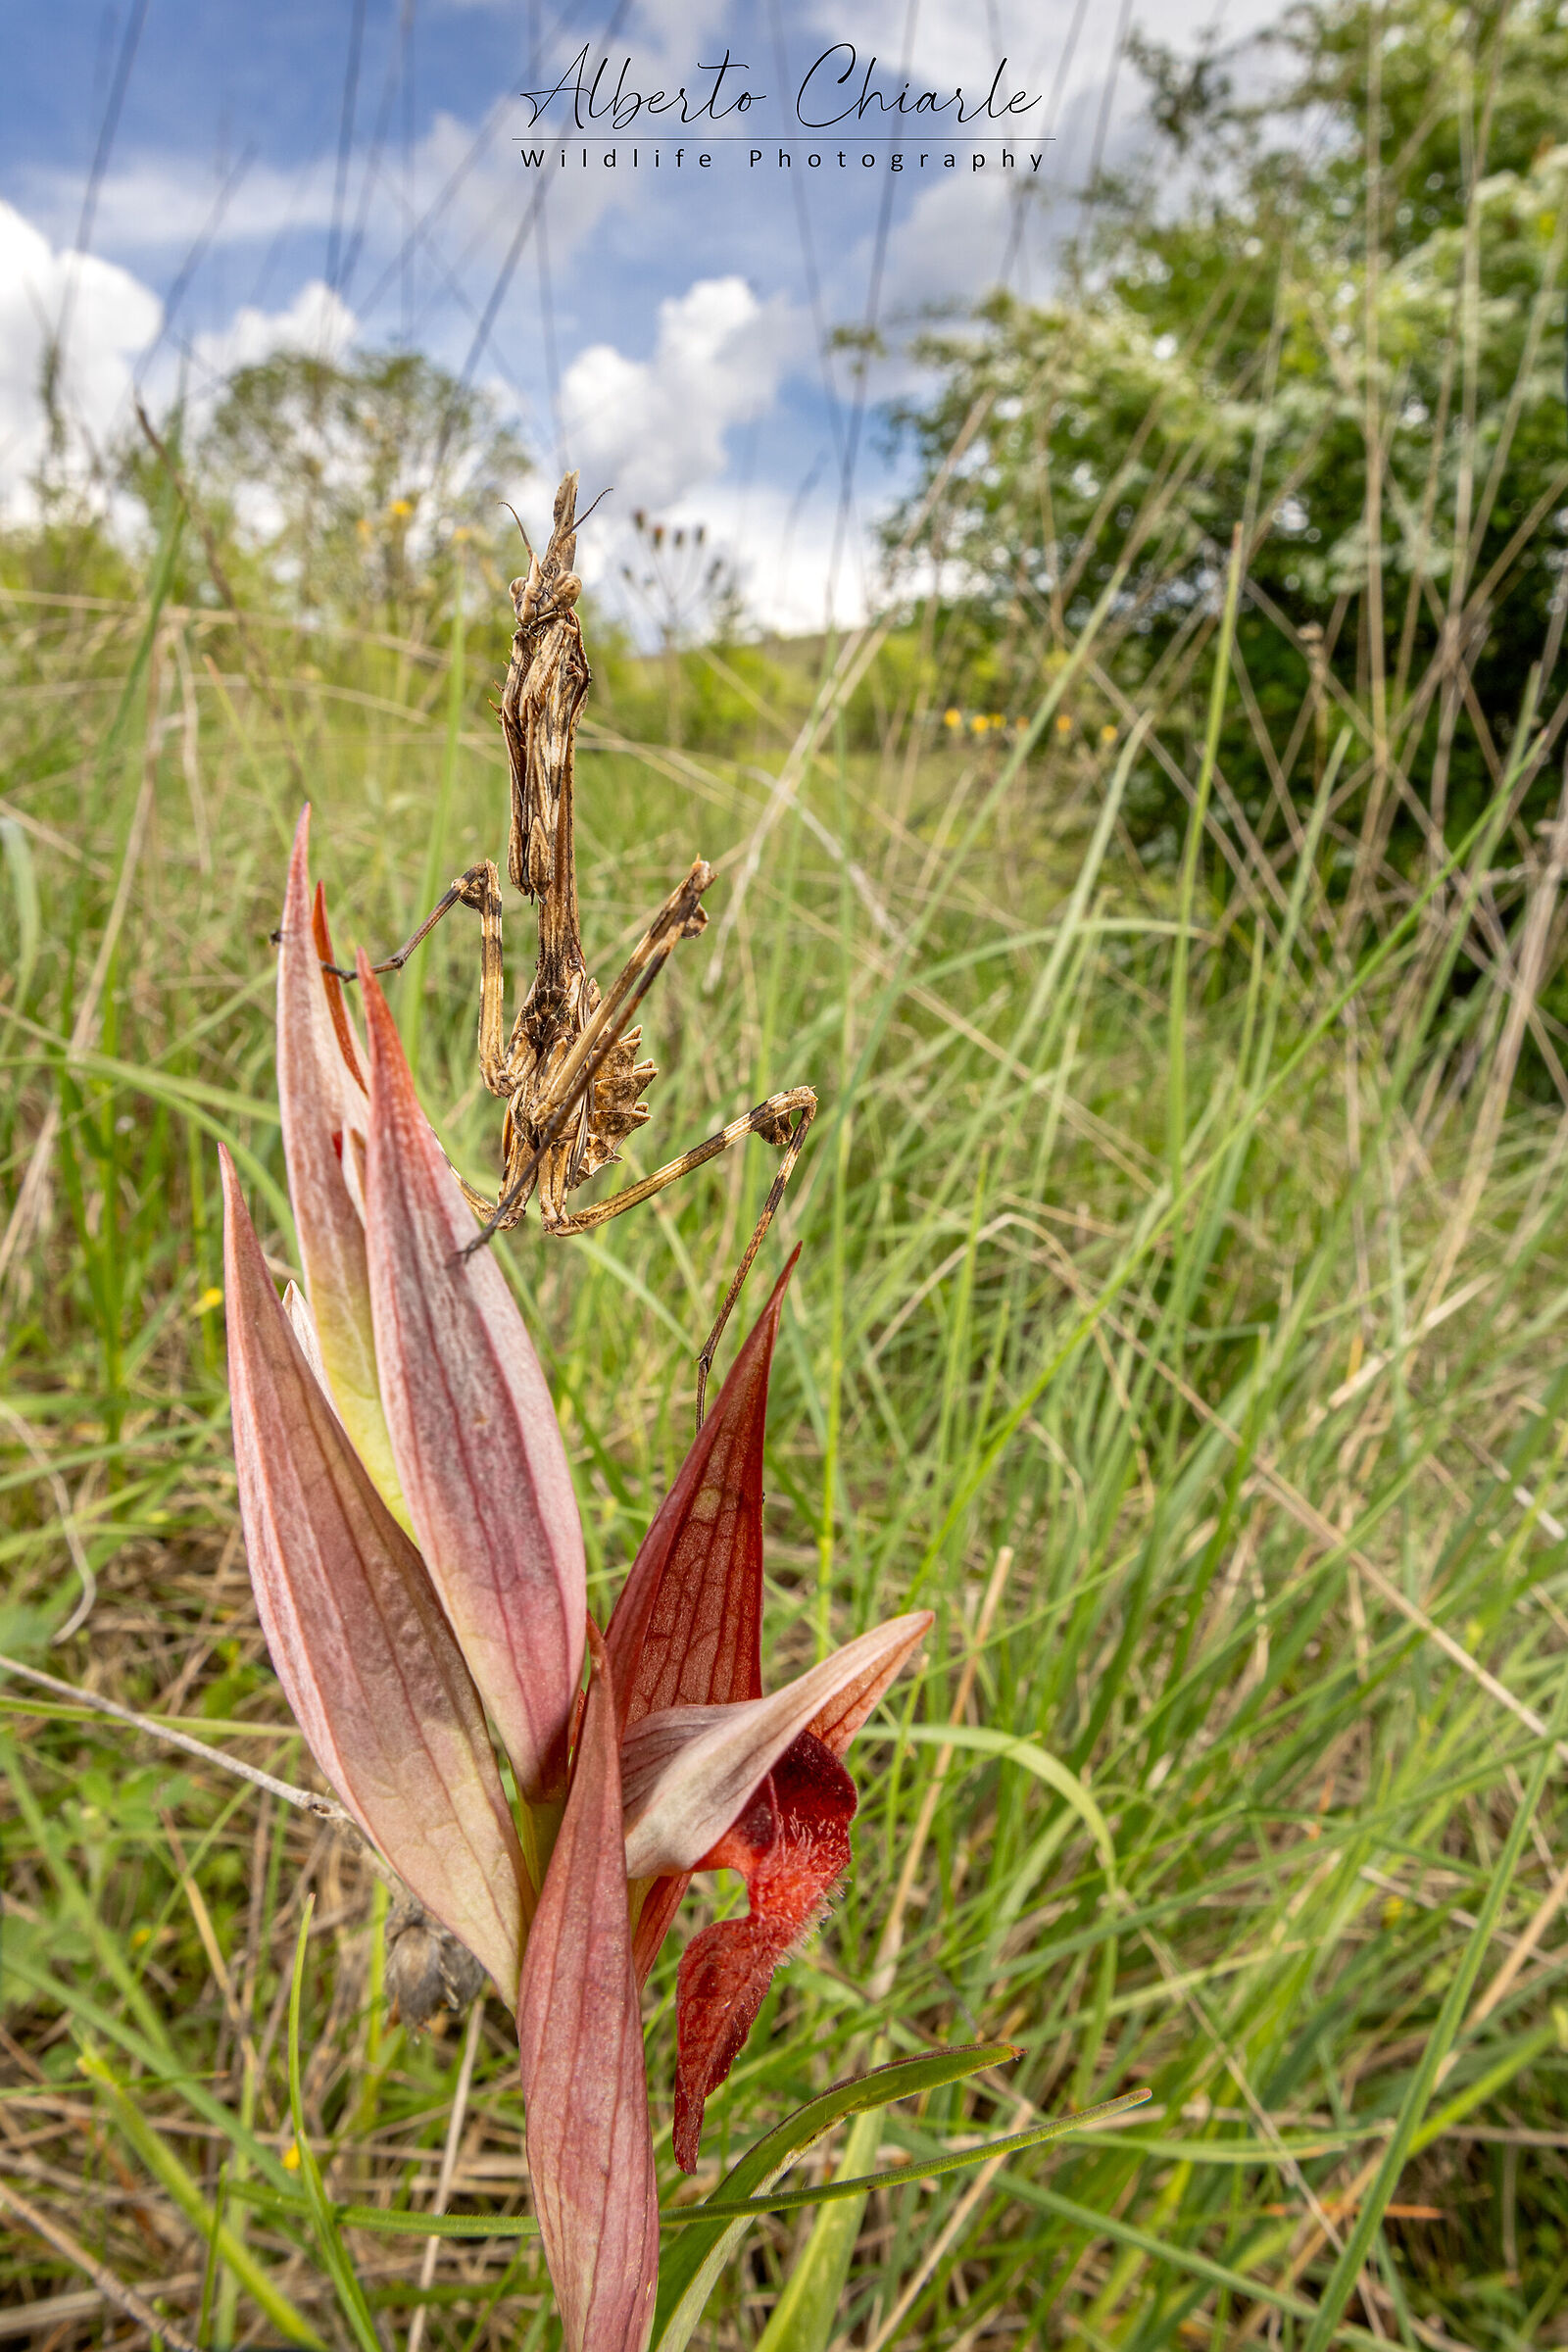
xmin=603 ymin=1255 xmax=931 ymax=2171
xmin=222 ymin=809 xmax=933 ymax=2350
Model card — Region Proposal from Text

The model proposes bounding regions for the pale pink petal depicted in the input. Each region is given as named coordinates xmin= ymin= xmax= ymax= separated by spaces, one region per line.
xmin=221 ymin=1149 xmax=530 ymax=1999
xmin=360 ymin=958 xmax=586 ymax=1802
xmin=518 ymin=1628 xmax=660 ymax=2352
xmin=281 ymin=1282 xmax=334 ymax=1411
xmin=275 ymin=808 xmax=406 ymax=1521
xmin=619 ymin=1612 xmax=933 ymax=1881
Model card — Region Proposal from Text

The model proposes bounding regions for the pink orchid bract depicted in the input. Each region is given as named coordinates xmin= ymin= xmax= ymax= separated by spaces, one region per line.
xmin=223 ymin=810 xmax=933 ymax=2351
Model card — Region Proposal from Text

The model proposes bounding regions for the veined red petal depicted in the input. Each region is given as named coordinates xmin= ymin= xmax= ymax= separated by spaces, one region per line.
xmin=619 ymin=1612 xmax=932 ymax=1882
xmin=312 ymin=882 xmax=367 ymax=1095
xmin=518 ymin=1628 xmax=660 ymax=2352
xmin=603 ymin=1254 xmax=794 ymax=1981
xmin=606 ymin=1252 xmax=794 ymax=1727
xmin=221 ymin=1149 xmax=529 ymax=2001
xmin=804 ymin=1635 xmax=929 ymax=1760
xmin=275 ymin=809 xmax=407 ymax=1522
xmin=360 ymin=957 xmax=586 ymax=1803
xmin=672 ymin=1731 xmax=856 ymax=2173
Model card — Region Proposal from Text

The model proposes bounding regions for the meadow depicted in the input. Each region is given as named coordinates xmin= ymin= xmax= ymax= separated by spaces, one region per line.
xmin=6 ymin=80 xmax=1568 ymax=2336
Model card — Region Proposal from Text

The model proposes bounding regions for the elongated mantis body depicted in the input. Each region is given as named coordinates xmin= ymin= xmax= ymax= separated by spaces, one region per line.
xmin=328 ymin=471 xmax=815 ymax=1423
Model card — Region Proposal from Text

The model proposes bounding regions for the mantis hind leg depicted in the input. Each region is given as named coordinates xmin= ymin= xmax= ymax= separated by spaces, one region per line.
xmin=544 ymin=1089 xmax=817 ymax=1426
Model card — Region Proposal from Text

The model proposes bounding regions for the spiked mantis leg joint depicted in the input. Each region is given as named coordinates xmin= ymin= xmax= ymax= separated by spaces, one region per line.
xmin=320 ymin=470 xmax=817 ymax=1426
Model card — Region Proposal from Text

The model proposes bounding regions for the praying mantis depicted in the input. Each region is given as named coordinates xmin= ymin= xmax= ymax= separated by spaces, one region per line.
xmin=325 ymin=470 xmax=816 ymax=1425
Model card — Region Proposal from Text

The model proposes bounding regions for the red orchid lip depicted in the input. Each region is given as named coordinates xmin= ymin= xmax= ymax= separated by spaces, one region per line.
xmin=604 ymin=1251 xmax=931 ymax=2173
xmin=673 ymin=1727 xmax=858 ymax=2174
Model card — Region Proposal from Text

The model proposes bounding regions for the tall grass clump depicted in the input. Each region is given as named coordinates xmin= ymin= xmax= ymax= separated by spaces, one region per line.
xmin=4 ymin=5 xmax=1568 ymax=2347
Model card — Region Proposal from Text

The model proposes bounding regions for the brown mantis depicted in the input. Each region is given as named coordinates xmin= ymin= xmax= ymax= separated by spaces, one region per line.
xmin=325 ymin=470 xmax=816 ymax=1425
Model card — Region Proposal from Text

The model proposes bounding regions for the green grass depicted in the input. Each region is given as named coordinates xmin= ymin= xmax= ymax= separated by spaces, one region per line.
xmin=4 ymin=460 xmax=1568 ymax=2352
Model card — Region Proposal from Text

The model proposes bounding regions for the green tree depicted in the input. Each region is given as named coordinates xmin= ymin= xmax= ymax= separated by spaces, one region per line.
xmin=197 ymin=348 xmax=528 ymax=628
xmin=886 ymin=0 xmax=1568 ymax=857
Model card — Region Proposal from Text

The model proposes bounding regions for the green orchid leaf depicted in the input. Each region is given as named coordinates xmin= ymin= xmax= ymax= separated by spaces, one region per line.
xmin=675 ymin=2085 xmax=1154 ymax=2222
xmin=651 ymin=2038 xmax=1019 ymax=2352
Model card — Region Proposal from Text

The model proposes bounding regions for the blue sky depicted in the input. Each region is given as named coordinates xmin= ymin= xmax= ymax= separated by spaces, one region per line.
xmin=0 ymin=0 xmax=1282 ymax=630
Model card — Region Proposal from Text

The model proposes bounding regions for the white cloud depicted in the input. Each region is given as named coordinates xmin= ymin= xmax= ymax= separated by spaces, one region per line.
xmin=0 ymin=200 xmax=162 ymax=517
xmin=18 ymin=108 xmax=537 ymax=275
xmin=561 ymin=274 xmax=799 ymax=511
xmin=16 ymin=155 xmax=340 ymax=256
xmin=616 ymin=0 xmax=733 ymax=50
xmin=666 ymin=475 xmax=874 ymax=635
xmin=0 ymin=193 xmax=368 ymax=526
xmin=187 ymin=278 xmax=359 ymax=386
xmin=796 ymin=0 xmax=1286 ymax=92
xmin=552 ymin=275 xmax=882 ymax=638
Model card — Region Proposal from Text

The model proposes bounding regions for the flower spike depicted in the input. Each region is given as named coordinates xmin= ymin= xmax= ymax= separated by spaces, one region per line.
xmin=360 ymin=956 xmax=586 ymax=1803
xmin=220 ymin=1149 xmax=529 ymax=1999
xmin=518 ymin=1627 xmax=660 ymax=2352
xmin=227 ymin=811 xmax=954 ymax=2328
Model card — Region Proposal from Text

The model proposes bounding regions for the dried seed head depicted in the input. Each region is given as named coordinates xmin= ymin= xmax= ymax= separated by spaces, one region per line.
xmin=385 ymin=1896 xmax=489 ymax=2033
